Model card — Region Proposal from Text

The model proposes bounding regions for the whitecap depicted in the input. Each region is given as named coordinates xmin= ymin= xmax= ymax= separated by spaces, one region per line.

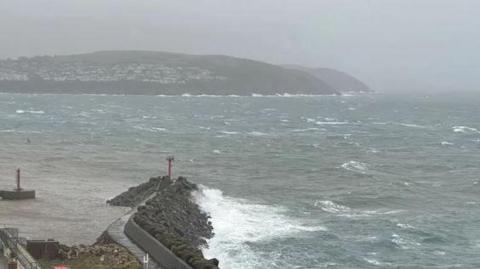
xmin=453 ymin=126 xmax=480 ymax=133
xmin=181 ymin=93 xmax=192 ymax=97
xmin=396 ymin=223 xmax=415 ymax=229
xmin=142 ymin=115 xmax=157 ymax=119
xmin=314 ymin=200 xmax=351 ymax=214
xmin=441 ymin=141 xmax=454 ymax=146
xmin=151 ymin=127 xmax=167 ymax=132
xmin=219 ymin=131 xmax=239 ymax=135
xmin=16 ymin=109 xmax=45 ymax=114
xmin=399 ymin=123 xmax=427 ymax=128
xmin=292 ymin=128 xmax=320 ymax=133
xmin=363 ymin=258 xmax=382 ymax=266
xmin=247 ymin=131 xmax=268 ymax=136
xmin=391 ymin=233 xmax=421 ymax=250
xmin=316 ymin=121 xmax=348 ymax=125
xmin=341 ymin=161 xmax=368 ymax=174
xmin=213 ymin=149 xmax=221 ymax=154
xmin=133 ymin=126 xmax=167 ymax=133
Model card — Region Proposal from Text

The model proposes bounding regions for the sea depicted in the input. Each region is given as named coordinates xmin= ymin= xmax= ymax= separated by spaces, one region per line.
xmin=0 ymin=92 xmax=479 ymax=268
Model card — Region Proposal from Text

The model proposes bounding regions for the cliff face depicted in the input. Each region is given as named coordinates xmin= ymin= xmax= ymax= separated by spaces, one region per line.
xmin=285 ymin=65 xmax=371 ymax=93
xmin=0 ymin=51 xmax=339 ymax=95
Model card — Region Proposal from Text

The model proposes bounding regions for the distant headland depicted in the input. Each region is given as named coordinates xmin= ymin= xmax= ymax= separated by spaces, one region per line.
xmin=0 ymin=51 xmax=371 ymax=96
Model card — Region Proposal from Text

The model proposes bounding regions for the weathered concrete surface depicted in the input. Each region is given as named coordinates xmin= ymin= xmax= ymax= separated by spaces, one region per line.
xmin=125 ymin=217 xmax=193 ymax=269
xmin=0 ymin=257 xmax=6 ymax=269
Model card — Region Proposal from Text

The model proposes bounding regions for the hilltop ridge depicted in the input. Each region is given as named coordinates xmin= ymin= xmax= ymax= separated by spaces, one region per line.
xmin=0 ymin=51 xmax=368 ymax=95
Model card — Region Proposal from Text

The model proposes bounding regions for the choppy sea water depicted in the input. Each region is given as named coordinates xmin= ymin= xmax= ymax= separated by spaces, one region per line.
xmin=0 ymin=93 xmax=479 ymax=268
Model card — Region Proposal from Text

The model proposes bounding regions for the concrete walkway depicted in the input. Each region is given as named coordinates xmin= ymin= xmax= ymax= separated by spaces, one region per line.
xmin=107 ymin=212 xmax=161 ymax=269
xmin=106 ymin=193 xmax=162 ymax=269
xmin=0 ymin=257 xmax=6 ymax=269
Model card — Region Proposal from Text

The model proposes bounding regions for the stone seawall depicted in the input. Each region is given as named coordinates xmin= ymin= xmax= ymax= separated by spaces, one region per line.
xmin=125 ymin=217 xmax=193 ymax=269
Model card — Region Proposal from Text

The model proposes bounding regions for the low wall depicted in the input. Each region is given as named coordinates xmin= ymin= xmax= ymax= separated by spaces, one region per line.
xmin=124 ymin=217 xmax=193 ymax=269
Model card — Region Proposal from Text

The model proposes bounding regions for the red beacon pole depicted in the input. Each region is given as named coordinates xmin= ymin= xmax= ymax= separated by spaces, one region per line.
xmin=167 ymin=156 xmax=174 ymax=178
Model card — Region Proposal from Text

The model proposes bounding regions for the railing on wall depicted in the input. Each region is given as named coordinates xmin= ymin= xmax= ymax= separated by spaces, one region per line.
xmin=0 ymin=228 xmax=42 ymax=269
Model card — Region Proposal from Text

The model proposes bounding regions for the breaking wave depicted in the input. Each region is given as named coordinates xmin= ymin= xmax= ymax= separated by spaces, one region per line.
xmin=194 ymin=187 xmax=326 ymax=269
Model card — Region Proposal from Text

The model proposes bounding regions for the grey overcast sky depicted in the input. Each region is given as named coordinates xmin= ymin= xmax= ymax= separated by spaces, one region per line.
xmin=0 ymin=0 xmax=478 ymax=92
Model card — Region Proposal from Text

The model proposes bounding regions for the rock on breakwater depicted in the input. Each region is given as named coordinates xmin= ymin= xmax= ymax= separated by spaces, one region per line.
xmin=107 ymin=176 xmax=172 ymax=207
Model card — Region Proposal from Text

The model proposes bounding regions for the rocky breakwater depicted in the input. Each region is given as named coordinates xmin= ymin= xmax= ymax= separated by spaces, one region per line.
xmin=133 ymin=177 xmax=219 ymax=269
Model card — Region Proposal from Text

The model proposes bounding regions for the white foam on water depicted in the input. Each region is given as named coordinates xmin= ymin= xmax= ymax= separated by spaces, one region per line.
xmin=399 ymin=123 xmax=427 ymax=128
xmin=194 ymin=187 xmax=326 ymax=269
xmin=316 ymin=121 xmax=348 ymax=125
xmin=219 ymin=131 xmax=239 ymax=135
xmin=341 ymin=161 xmax=368 ymax=174
xmin=133 ymin=126 xmax=167 ymax=133
xmin=314 ymin=200 xmax=403 ymax=219
xmin=151 ymin=127 xmax=167 ymax=132
xmin=292 ymin=128 xmax=320 ymax=133
xmin=247 ymin=131 xmax=268 ymax=136
xmin=364 ymin=258 xmax=382 ymax=266
xmin=314 ymin=200 xmax=351 ymax=214
xmin=441 ymin=141 xmax=454 ymax=146
xmin=212 ymin=149 xmax=222 ymax=154
xmin=396 ymin=223 xmax=415 ymax=229
xmin=142 ymin=115 xmax=157 ymax=119
xmin=16 ymin=109 xmax=45 ymax=114
xmin=453 ymin=126 xmax=480 ymax=133
xmin=391 ymin=233 xmax=421 ymax=250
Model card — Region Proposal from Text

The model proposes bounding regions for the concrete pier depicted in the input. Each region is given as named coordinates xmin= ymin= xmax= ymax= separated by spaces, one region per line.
xmin=0 ymin=190 xmax=35 ymax=200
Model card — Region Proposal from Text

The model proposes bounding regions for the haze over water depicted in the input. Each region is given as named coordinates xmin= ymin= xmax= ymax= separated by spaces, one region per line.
xmin=0 ymin=93 xmax=479 ymax=268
